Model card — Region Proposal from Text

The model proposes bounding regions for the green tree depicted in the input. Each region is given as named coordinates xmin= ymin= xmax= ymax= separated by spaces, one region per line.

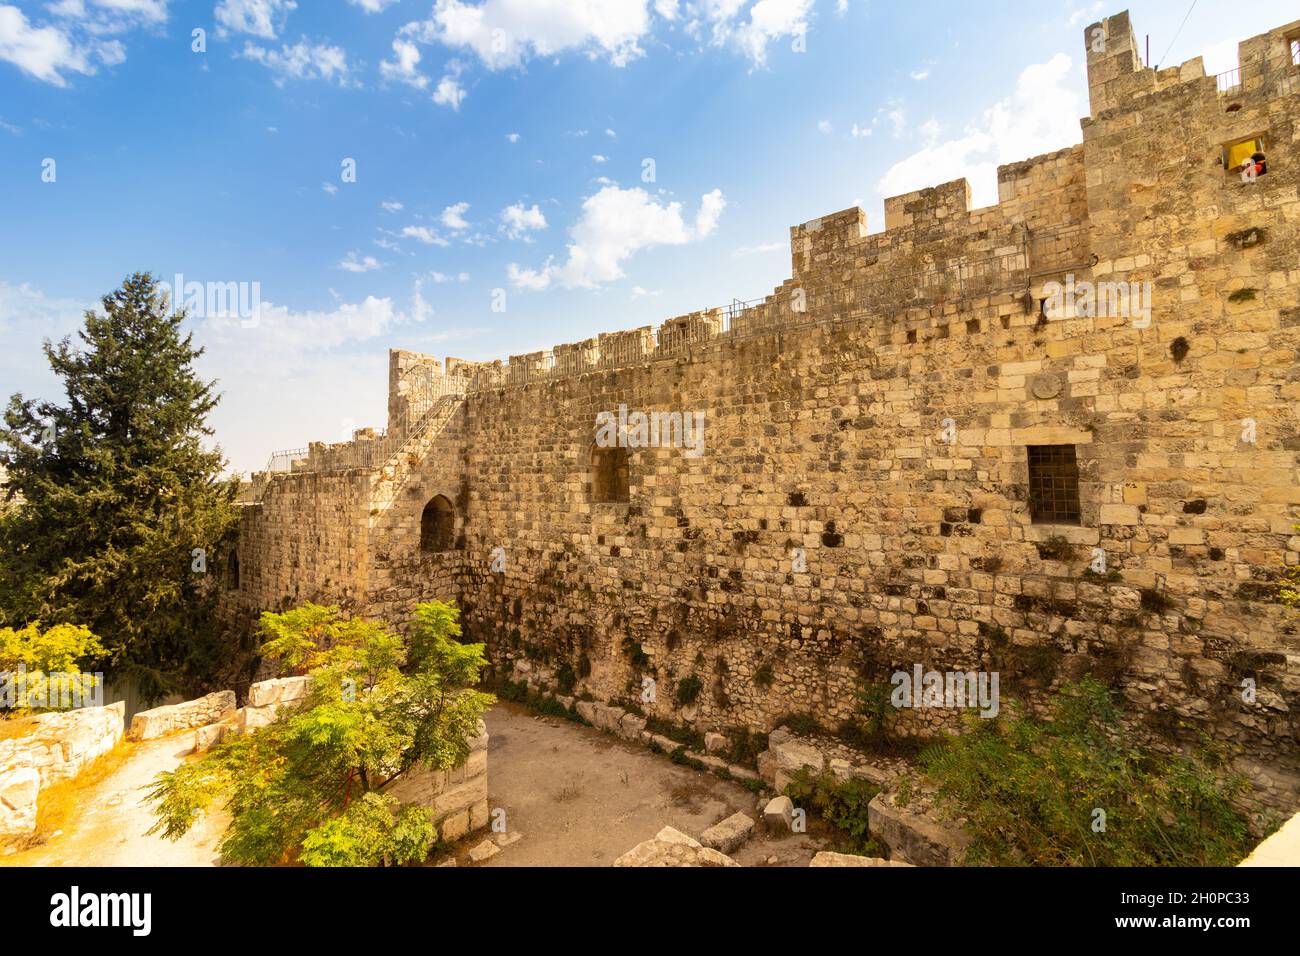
xmin=0 ymin=273 xmax=240 ymax=700
xmin=0 ymin=622 xmax=105 ymax=714
xmin=146 ymin=601 xmax=495 ymax=866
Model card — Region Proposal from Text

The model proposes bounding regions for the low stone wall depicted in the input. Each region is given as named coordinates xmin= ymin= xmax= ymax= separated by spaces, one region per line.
xmin=385 ymin=719 xmax=490 ymax=843
xmin=239 ymin=676 xmax=310 ymax=732
xmin=129 ymin=691 xmax=236 ymax=741
xmin=0 ymin=702 xmax=126 ymax=837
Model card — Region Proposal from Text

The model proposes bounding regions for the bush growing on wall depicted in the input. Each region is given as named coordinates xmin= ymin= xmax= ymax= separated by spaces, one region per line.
xmin=146 ymin=600 xmax=493 ymax=867
xmin=921 ymin=679 xmax=1256 ymax=866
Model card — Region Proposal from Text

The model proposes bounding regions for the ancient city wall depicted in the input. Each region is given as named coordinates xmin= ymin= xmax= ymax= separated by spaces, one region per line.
xmin=226 ymin=13 xmax=1300 ymax=809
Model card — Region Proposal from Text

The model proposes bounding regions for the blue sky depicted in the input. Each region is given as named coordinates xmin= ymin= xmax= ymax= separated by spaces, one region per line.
xmin=1 ymin=0 xmax=1293 ymax=474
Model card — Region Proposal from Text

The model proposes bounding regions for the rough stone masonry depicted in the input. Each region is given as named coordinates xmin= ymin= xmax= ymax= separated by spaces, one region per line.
xmin=226 ymin=12 xmax=1300 ymax=810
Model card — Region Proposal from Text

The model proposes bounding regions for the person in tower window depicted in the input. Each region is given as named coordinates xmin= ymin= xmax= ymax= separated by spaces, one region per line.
xmin=1241 ymin=150 xmax=1267 ymax=182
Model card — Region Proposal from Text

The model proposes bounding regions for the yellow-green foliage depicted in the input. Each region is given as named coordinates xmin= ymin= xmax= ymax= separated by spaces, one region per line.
xmin=1282 ymin=525 xmax=1300 ymax=608
xmin=147 ymin=601 xmax=494 ymax=867
xmin=0 ymin=622 xmax=105 ymax=713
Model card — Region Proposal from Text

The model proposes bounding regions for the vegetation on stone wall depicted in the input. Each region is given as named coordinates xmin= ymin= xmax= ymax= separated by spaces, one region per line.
xmin=1281 ymin=527 xmax=1300 ymax=609
xmin=783 ymin=767 xmax=885 ymax=857
xmin=0 ymin=273 xmax=241 ymax=701
xmin=921 ymin=679 xmax=1256 ymax=866
xmin=146 ymin=601 xmax=493 ymax=866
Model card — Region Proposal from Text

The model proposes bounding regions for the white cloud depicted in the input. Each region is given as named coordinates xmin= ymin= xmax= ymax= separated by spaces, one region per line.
xmin=348 ymin=0 xmax=399 ymax=13
xmin=240 ymin=38 xmax=351 ymax=85
xmin=506 ymin=131 xmax=520 ymax=142
xmin=877 ymin=53 xmax=1082 ymax=209
xmin=401 ymin=225 xmax=450 ymax=246
xmin=430 ymin=271 xmax=471 ymax=283
xmin=509 ymin=184 xmax=724 ymax=290
xmin=817 ymin=119 xmax=832 ymax=134
xmin=339 ymin=251 xmax=381 ymax=273
xmin=322 ymin=181 xmax=339 ymax=195
xmin=704 ymin=0 xmax=813 ymax=68
xmin=654 ymin=0 xmax=679 ymax=20
xmin=381 ymin=200 xmax=404 ymax=212
xmin=592 ymin=153 xmax=608 ymax=163
xmin=432 ymin=67 xmax=466 ymax=108
xmin=399 ymin=0 xmax=653 ymax=70
xmin=0 ymin=3 xmax=135 ymax=86
xmin=732 ymin=241 xmax=784 ymax=258
xmin=910 ymin=67 xmax=930 ymax=81
xmin=605 ymin=127 xmax=617 ymax=138
xmin=500 ymin=201 xmax=547 ymax=240
xmin=215 ymin=0 xmax=297 ymax=40
xmin=440 ymin=202 xmax=471 ymax=230
xmin=380 ymin=37 xmax=428 ymax=88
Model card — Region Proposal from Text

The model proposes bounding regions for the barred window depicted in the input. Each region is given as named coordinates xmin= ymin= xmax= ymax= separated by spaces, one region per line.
xmin=1027 ymin=445 xmax=1081 ymax=525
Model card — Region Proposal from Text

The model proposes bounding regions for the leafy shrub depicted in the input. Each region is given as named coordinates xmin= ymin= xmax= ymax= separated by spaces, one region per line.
xmin=147 ymin=601 xmax=493 ymax=866
xmin=921 ymin=679 xmax=1256 ymax=866
xmin=783 ymin=767 xmax=882 ymax=855
xmin=673 ymin=673 xmax=703 ymax=707
xmin=0 ymin=622 xmax=105 ymax=713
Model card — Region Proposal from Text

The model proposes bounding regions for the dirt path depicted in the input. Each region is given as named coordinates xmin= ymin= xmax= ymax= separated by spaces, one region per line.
xmin=471 ymin=702 xmax=828 ymax=866
xmin=2 ymin=736 xmax=228 ymax=867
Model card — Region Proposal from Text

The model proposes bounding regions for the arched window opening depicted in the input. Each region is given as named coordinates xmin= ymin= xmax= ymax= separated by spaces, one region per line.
xmin=420 ymin=495 xmax=456 ymax=553
xmin=591 ymin=445 xmax=630 ymax=504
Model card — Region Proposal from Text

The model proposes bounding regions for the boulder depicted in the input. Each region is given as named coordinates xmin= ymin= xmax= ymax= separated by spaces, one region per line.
xmin=613 ymin=826 xmax=740 ymax=867
xmin=771 ymin=738 xmax=826 ymax=792
xmin=467 ymin=839 xmax=499 ymax=864
xmin=700 ymin=812 xmax=755 ymax=855
xmin=618 ymin=712 xmax=647 ymax=740
xmin=763 ymin=795 xmax=795 ymax=832
xmin=575 ymin=700 xmax=599 ymax=726
xmin=704 ymin=732 xmax=731 ymax=754
xmin=247 ymin=676 xmax=310 ymax=708
xmin=810 ymin=851 xmax=914 ymax=867
xmin=0 ymin=767 xmax=39 ymax=836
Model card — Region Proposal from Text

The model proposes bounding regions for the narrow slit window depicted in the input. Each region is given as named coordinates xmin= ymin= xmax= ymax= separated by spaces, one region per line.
xmin=1290 ymin=37 xmax=1299 ymax=68
xmin=1027 ymin=445 xmax=1081 ymax=525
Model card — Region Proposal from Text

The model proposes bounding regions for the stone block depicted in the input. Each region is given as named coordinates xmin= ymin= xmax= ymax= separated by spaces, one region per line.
xmin=699 ymin=812 xmax=755 ymax=854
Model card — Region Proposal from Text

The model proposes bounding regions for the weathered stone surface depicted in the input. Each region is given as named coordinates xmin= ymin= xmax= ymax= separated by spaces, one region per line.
xmin=439 ymin=809 xmax=470 ymax=842
xmin=868 ymin=793 xmax=970 ymax=867
xmin=700 ymin=812 xmax=755 ymax=854
xmin=704 ymin=732 xmax=730 ymax=754
xmin=763 ymin=795 xmax=794 ymax=832
xmin=618 ymin=712 xmax=647 ymax=740
xmin=0 ymin=702 xmax=125 ymax=788
xmin=224 ymin=12 xmax=1300 ymax=815
xmin=810 ymin=851 xmax=914 ymax=867
xmin=247 ymin=676 xmax=310 ymax=708
xmin=0 ymin=767 xmax=39 ymax=836
xmin=131 ymin=691 xmax=236 ymax=741
xmin=613 ymin=826 xmax=740 ymax=867
xmin=467 ymin=839 xmax=499 ymax=863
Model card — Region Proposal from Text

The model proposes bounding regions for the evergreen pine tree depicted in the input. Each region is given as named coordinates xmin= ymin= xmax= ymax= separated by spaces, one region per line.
xmin=0 ymin=272 xmax=241 ymax=699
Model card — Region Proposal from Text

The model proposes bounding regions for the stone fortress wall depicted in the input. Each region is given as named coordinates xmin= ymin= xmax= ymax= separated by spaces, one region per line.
xmin=227 ymin=12 xmax=1300 ymax=810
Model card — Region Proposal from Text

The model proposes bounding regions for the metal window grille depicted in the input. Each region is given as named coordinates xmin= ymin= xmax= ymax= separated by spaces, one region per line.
xmin=1028 ymin=445 xmax=1081 ymax=524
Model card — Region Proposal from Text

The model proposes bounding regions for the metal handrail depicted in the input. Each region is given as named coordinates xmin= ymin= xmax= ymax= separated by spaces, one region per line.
xmin=1216 ymin=67 xmax=1242 ymax=93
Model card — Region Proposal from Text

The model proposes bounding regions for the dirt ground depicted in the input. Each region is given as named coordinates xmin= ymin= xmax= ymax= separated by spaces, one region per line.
xmin=454 ymin=701 xmax=830 ymax=867
xmin=4 ymin=701 xmax=826 ymax=868
xmin=1 ymin=736 xmax=229 ymax=868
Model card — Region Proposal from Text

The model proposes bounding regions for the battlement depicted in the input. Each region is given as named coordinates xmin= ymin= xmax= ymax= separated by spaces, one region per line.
xmin=252 ymin=9 xmax=1299 ymax=483
xmin=1085 ymin=10 xmax=1300 ymax=114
